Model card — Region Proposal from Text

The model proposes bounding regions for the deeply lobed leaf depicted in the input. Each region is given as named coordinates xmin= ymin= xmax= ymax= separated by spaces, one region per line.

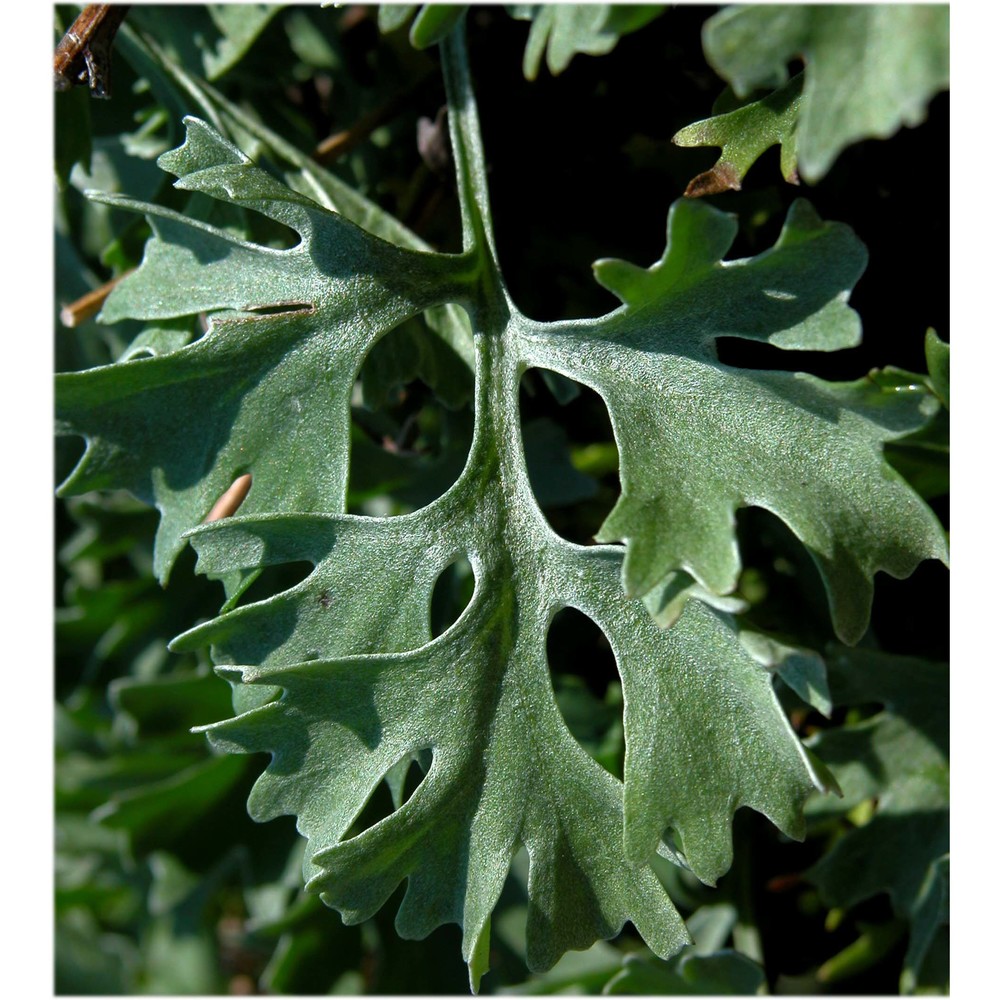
xmin=57 ymin=119 xmax=476 ymax=582
xmin=523 ymin=197 xmax=946 ymax=643
xmin=55 ymin=23 xmax=947 ymax=986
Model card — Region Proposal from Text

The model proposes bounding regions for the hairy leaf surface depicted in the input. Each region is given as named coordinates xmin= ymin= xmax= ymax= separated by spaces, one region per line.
xmin=532 ymin=197 xmax=947 ymax=643
xmin=56 ymin=24 xmax=946 ymax=986
xmin=56 ymin=119 xmax=475 ymax=581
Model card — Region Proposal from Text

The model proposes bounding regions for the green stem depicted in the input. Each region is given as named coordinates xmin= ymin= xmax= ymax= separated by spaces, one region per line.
xmin=439 ymin=23 xmax=505 ymax=304
xmin=439 ymin=21 xmax=529 ymax=515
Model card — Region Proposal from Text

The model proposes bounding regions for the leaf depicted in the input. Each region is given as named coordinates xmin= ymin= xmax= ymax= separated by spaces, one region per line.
xmin=92 ymin=753 xmax=250 ymax=852
xmin=603 ymin=949 xmax=765 ymax=995
xmin=377 ymin=4 xmax=420 ymax=35
xmin=522 ymin=418 xmax=598 ymax=508
xmin=376 ymin=4 xmax=471 ymax=50
xmin=56 ymin=910 xmax=138 ymax=994
xmin=804 ymin=647 xmax=949 ymax=991
xmin=410 ymin=5 xmax=470 ymax=50
xmin=498 ymin=938 xmax=623 ymax=994
xmin=204 ymin=4 xmax=283 ymax=79
xmin=642 ymin=571 xmax=747 ymax=632
xmin=901 ymin=854 xmax=949 ymax=994
xmin=866 ymin=357 xmax=949 ymax=501
xmin=925 ymin=329 xmax=949 ymax=409
xmin=576 ymin=197 xmax=947 ymax=644
xmin=359 ymin=313 xmax=473 ymax=412
xmin=121 ymin=41 xmax=476 ymax=390
xmin=817 ymin=919 xmax=906 ymax=987
xmin=510 ymin=4 xmax=663 ymax=80
xmin=685 ymin=902 xmax=737 ymax=955
xmin=739 ymin=631 xmax=832 ymax=718
xmin=55 ymin=85 xmax=93 ymax=187
xmin=127 ymin=4 xmax=282 ymax=82
xmin=56 ymin=118 xmax=475 ymax=582
xmin=673 ymin=74 xmax=803 ymax=196
xmin=110 ymin=670 xmax=236 ymax=737
xmin=56 ymin=25 xmax=946 ymax=987
xmin=702 ymin=4 xmax=949 ymax=181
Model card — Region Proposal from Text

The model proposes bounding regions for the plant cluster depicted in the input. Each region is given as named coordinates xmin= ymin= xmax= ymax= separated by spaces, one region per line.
xmin=55 ymin=4 xmax=948 ymax=994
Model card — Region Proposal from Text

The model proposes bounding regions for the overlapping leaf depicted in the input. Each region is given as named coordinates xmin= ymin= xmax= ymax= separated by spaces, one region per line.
xmin=499 ymin=901 xmax=764 ymax=994
xmin=805 ymin=648 xmax=949 ymax=992
xmin=509 ymin=4 xmax=664 ymax=79
xmin=379 ymin=4 xmax=663 ymax=77
xmin=127 ymin=4 xmax=282 ymax=82
xmin=175 ymin=495 xmax=826 ymax=977
xmin=700 ymin=4 xmax=949 ymax=182
xmin=378 ymin=4 xmax=469 ymax=50
xmin=56 ymin=24 xmax=946 ymax=989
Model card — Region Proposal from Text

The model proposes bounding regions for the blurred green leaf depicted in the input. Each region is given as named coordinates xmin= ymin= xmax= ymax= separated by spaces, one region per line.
xmin=925 ymin=329 xmax=950 ymax=409
xmin=512 ymin=4 xmax=663 ymax=79
xmin=411 ymin=4 xmax=469 ymax=49
xmin=95 ymin=753 xmax=250 ymax=851
xmin=805 ymin=648 xmax=949 ymax=991
xmin=498 ymin=939 xmax=622 ymax=993
xmin=603 ymin=949 xmax=765 ymax=995
xmin=56 ymin=910 xmax=140 ymax=995
xmin=523 ymin=418 xmax=598 ymax=508
xmin=902 ymin=854 xmax=949 ymax=994
xmin=817 ymin=919 xmax=906 ymax=986
xmin=55 ymin=85 xmax=93 ymax=187
xmin=128 ymin=4 xmax=282 ymax=82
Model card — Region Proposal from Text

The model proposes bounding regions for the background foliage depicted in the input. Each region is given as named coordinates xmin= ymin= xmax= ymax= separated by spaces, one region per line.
xmin=54 ymin=4 xmax=948 ymax=994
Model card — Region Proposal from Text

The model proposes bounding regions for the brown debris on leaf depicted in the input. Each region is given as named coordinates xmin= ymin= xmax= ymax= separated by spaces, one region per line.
xmin=204 ymin=474 xmax=253 ymax=523
xmin=683 ymin=161 xmax=742 ymax=198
